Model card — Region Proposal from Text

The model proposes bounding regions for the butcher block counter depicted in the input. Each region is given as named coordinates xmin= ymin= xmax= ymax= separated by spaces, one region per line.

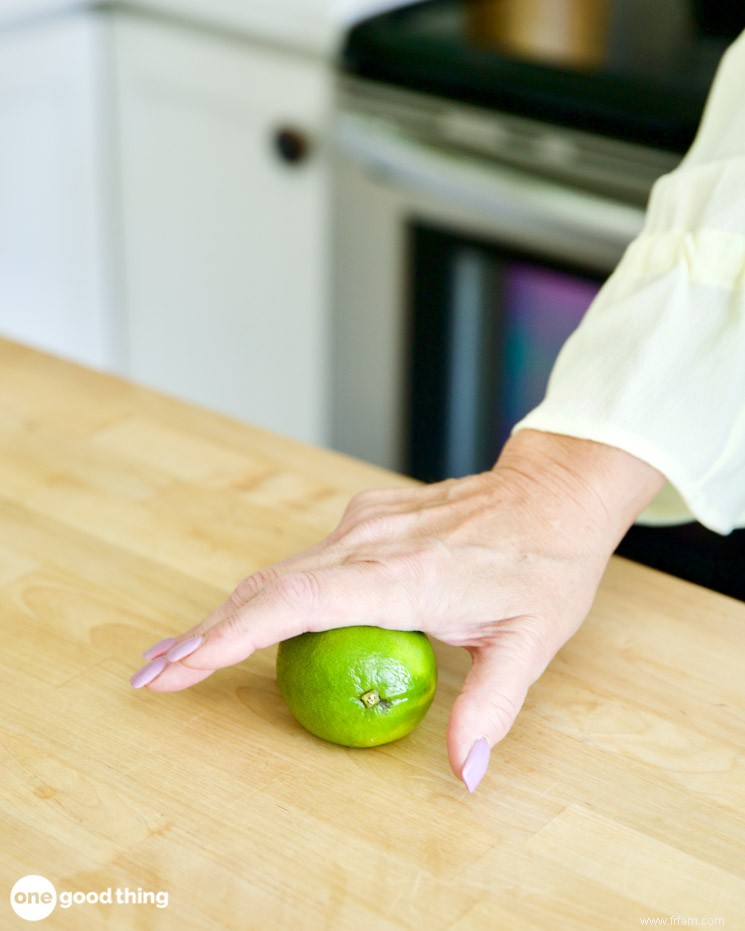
xmin=1 ymin=338 xmax=744 ymax=930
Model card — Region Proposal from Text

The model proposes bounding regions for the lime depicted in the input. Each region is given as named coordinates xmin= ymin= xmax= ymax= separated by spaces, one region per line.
xmin=276 ymin=626 xmax=437 ymax=748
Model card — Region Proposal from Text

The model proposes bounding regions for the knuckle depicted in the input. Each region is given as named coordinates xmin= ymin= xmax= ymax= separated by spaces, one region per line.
xmin=482 ymin=690 xmax=522 ymax=740
xmin=492 ymin=617 xmax=554 ymax=674
xmin=343 ymin=512 xmax=410 ymax=548
xmin=270 ymin=570 xmax=323 ymax=614
xmin=230 ymin=567 xmax=279 ymax=608
xmin=340 ymin=487 xmax=408 ymax=527
xmin=350 ymin=488 xmax=386 ymax=509
xmin=514 ymin=618 xmax=554 ymax=673
xmin=357 ymin=513 xmax=395 ymax=541
xmin=389 ymin=545 xmax=441 ymax=594
xmin=221 ymin=612 xmax=248 ymax=640
xmin=341 ymin=489 xmax=385 ymax=522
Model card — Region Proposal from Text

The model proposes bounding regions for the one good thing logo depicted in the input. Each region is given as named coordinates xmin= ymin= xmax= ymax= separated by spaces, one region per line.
xmin=9 ymin=875 xmax=169 ymax=921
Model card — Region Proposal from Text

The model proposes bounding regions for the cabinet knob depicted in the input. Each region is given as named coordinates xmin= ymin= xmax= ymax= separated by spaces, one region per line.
xmin=274 ymin=127 xmax=311 ymax=165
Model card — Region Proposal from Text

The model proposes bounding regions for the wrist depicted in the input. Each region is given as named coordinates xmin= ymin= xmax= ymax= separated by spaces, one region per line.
xmin=495 ymin=428 xmax=666 ymax=556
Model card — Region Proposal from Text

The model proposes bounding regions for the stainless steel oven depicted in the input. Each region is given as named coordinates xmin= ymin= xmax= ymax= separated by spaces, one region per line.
xmin=329 ymin=0 xmax=734 ymax=483
xmin=330 ymin=76 xmax=677 ymax=480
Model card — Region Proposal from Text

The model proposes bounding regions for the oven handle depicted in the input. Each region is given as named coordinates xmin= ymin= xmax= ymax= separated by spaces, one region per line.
xmin=335 ymin=113 xmax=646 ymax=249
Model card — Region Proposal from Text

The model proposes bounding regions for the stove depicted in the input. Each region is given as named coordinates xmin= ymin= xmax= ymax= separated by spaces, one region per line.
xmin=342 ymin=0 xmax=741 ymax=152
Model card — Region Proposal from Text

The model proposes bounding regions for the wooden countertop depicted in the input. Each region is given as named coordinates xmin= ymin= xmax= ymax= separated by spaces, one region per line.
xmin=1 ymin=338 xmax=744 ymax=929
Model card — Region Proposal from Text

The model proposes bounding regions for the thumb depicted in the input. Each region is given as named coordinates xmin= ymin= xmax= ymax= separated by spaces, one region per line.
xmin=447 ymin=621 xmax=549 ymax=793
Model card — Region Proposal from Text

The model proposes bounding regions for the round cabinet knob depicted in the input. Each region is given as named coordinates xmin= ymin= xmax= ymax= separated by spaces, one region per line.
xmin=274 ymin=127 xmax=311 ymax=165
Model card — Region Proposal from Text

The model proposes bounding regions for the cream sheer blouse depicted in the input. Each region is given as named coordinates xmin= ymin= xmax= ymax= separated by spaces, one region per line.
xmin=514 ymin=30 xmax=745 ymax=535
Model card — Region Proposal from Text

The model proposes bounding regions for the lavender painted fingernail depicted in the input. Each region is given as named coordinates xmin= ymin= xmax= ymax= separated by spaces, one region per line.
xmin=462 ymin=737 xmax=491 ymax=794
xmin=142 ymin=637 xmax=178 ymax=661
xmin=165 ymin=635 xmax=204 ymax=663
xmin=130 ymin=656 xmax=168 ymax=689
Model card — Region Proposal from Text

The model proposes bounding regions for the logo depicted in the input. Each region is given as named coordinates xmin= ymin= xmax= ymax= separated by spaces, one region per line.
xmin=9 ymin=876 xmax=57 ymax=922
xmin=8 ymin=875 xmax=169 ymax=921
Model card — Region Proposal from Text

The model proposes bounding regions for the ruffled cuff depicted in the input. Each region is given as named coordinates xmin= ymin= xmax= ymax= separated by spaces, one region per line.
xmin=512 ymin=226 xmax=745 ymax=535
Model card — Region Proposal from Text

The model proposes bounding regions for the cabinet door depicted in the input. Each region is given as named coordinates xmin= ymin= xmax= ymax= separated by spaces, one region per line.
xmin=114 ymin=15 xmax=332 ymax=446
xmin=0 ymin=13 xmax=118 ymax=370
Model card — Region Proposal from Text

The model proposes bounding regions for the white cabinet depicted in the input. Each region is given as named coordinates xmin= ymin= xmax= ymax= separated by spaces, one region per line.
xmin=0 ymin=8 xmax=332 ymax=445
xmin=114 ymin=17 xmax=331 ymax=443
xmin=0 ymin=15 xmax=118 ymax=370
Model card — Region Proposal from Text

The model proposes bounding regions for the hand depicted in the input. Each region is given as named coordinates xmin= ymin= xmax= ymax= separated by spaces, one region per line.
xmin=130 ymin=430 xmax=664 ymax=791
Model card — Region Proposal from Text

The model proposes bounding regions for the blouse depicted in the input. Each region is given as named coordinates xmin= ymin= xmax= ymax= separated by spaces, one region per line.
xmin=514 ymin=29 xmax=745 ymax=535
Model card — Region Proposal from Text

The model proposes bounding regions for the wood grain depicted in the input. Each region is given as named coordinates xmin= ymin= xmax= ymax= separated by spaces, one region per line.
xmin=1 ymin=339 xmax=743 ymax=930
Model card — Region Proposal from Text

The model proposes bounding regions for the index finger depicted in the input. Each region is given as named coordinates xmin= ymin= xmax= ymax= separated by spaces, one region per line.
xmin=144 ymin=561 xmax=414 ymax=692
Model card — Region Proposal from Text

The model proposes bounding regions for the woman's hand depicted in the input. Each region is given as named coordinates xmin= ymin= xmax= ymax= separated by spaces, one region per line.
xmin=130 ymin=430 xmax=664 ymax=791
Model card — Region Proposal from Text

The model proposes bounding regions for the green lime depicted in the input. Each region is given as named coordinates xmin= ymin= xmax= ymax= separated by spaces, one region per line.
xmin=276 ymin=626 xmax=437 ymax=748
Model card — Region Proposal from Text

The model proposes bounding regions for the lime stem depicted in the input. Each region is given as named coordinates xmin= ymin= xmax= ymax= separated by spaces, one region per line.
xmin=359 ymin=689 xmax=381 ymax=708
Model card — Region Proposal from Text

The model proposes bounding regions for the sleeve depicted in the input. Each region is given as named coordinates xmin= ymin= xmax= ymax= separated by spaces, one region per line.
xmin=512 ymin=29 xmax=745 ymax=535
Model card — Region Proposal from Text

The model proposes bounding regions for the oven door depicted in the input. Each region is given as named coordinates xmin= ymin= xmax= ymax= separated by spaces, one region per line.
xmin=330 ymin=109 xmax=649 ymax=479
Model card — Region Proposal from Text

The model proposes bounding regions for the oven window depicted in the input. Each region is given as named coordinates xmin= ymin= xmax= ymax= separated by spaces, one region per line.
xmin=405 ymin=223 xmax=604 ymax=482
xmin=502 ymin=262 xmax=600 ymax=436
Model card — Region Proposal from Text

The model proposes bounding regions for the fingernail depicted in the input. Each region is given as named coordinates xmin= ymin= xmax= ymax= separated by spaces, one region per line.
xmin=130 ymin=656 xmax=168 ymax=689
xmin=462 ymin=737 xmax=491 ymax=793
xmin=166 ymin=635 xmax=203 ymax=663
xmin=142 ymin=637 xmax=178 ymax=661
